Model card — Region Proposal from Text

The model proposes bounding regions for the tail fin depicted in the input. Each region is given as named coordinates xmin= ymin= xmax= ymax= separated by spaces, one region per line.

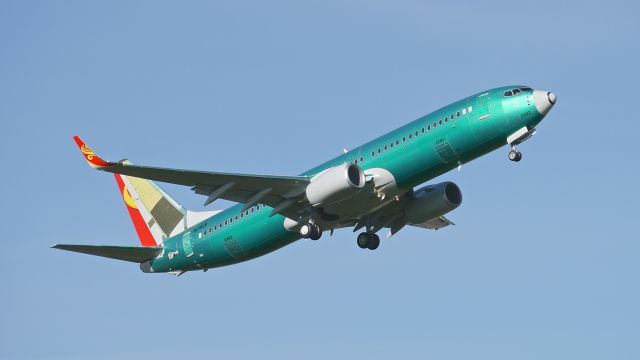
xmin=114 ymin=162 xmax=222 ymax=246
xmin=73 ymin=136 xmax=221 ymax=246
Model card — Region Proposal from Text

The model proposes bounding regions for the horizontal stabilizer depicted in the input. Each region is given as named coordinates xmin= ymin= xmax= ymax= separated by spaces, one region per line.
xmin=51 ymin=244 xmax=162 ymax=263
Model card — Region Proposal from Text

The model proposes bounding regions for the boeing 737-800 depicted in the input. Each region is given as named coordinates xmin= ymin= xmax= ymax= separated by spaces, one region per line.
xmin=54 ymin=86 xmax=556 ymax=275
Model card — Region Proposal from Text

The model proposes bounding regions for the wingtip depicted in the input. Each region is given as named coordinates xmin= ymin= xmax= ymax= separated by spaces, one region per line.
xmin=72 ymin=136 xmax=114 ymax=168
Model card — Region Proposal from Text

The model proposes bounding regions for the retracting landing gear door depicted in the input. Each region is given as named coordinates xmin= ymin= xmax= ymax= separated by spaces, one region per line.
xmin=182 ymin=232 xmax=194 ymax=258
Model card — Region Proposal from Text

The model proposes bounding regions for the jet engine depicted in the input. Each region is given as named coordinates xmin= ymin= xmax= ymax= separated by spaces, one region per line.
xmin=404 ymin=182 xmax=462 ymax=224
xmin=306 ymin=163 xmax=366 ymax=206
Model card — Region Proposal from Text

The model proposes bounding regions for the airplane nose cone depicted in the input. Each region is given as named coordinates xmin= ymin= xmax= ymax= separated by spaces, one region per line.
xmin=533 ymin=90 xmax=556 ymax=115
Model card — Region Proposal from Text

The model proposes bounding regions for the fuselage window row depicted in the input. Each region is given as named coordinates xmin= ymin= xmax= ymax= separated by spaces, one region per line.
xmin=360 ymin=106 xmax=472 ymax=163
xmin=200 ymin=204 xmax=266 ymax=238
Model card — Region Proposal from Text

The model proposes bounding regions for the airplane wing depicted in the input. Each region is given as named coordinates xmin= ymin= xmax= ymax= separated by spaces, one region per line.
xmin=73 ymin=136 xmax=310 ymax=219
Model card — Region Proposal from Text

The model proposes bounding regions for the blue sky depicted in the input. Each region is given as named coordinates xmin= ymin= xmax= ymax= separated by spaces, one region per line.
xmin=2 ymin=1 xmax=639 ymax=359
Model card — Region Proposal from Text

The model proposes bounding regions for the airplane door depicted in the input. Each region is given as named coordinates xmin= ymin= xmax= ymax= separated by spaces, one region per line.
xmin=473 ymin=93 xmax=494 ymax=140
xmin=476 ymin=93 xmax=491 ymax=119
xmin=182 ymin=232 xmax=194 ymax=258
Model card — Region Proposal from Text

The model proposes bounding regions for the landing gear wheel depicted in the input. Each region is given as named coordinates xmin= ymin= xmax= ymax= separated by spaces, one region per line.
xmin=309 ymin=224 xmax=322 ymax=240
xmin=357 ymin=233 xmax=369 ymax=249
xmin=367 ymin=234 xmax=380 ymax=250
xmin=508 ymin=149 xmax=522 ymax=162
xmin=301 ymin=223 xmax=322 ymax=240
xmin=356 ymin=232 xmax=380 ymax=250
xmin=300 ymin=224 xmax=312 ymax=239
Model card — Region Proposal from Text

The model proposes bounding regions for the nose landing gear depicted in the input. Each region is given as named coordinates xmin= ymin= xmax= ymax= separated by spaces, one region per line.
xmin=508 ymin=148 xmax=522 ymax=162
xmin=356 ymin=232 xmax=380 ymax=250
xmin=506 ymin=126 xmax=536 ymax=163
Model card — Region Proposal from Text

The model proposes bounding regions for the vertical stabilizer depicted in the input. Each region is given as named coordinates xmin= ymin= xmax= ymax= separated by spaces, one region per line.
xmin=113 ymin=162 xmax=220 ymax=246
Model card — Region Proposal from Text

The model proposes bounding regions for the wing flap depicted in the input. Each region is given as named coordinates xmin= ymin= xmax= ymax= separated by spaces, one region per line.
xmin=410 ymin=216 xmax=455 ymax=230
xmin=51 ymin=244 xmax=163 ymax=263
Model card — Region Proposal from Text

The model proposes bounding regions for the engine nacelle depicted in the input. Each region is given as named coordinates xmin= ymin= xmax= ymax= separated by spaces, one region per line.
xmin=306 ymin=163 xmax=366 ymax=206
xmin=404 ymin=182 xmax=462 ymax=224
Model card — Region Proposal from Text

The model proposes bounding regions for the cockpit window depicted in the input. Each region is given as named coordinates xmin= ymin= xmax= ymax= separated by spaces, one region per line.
xmin=504 ymin=87 xmax=533 ymax=97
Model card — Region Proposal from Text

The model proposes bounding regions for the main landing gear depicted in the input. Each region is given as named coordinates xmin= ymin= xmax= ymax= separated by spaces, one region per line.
xmin=357 ymin=232 xmax=380 ymax=250
xmin=300 ymin=223 xmax=322 ymax=240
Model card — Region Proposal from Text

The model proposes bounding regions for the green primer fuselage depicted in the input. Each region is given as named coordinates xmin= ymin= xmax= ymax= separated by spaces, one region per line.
xmin=149 ymin=86 xmax=546 ymax=273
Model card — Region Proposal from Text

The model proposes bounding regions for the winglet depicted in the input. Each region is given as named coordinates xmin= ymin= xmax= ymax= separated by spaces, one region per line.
xmin=73 ymin=136 xmax=115 ymax=168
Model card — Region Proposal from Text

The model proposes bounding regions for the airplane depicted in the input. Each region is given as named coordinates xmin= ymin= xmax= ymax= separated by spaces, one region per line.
xmin=54 ymin=86 xmax=556 ymax=275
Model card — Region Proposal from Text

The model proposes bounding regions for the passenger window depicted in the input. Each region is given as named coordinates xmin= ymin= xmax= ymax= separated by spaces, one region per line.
xmin=377 ymin=148 xmax=381 ymax=154
xmin=395 ymin=140 xmax=399 ymax=145
xmin=360 ymin=156 xmax=364 ymax=162
xmin=371 ymin=151 xmax=375 ymax=156
xmin=421 ymin=127 xmax=425 ymax=133
xmin=390 ymin=142 xmax=394 ymax=148
xmin=409 ymin=134 xmax=412 ymax=139
xmin=468 ymin=106 xmax=473 ymax=113
xmin=439 ymin=120 xmax=442 ymax=125
xmin=415 ymin=130 xmax=419 ymax=136
xmin=456 ymin=111 xmax=460 ymax=117
xmin=427 ymin=125 xmax=431 ymax=130
xmin=384 ymin=145 xmax=387 ymax=151
xmin=224 ymin=220 xmax=228 ymax=225
xmin=402 ymin=136 xmax=406 ymax=142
